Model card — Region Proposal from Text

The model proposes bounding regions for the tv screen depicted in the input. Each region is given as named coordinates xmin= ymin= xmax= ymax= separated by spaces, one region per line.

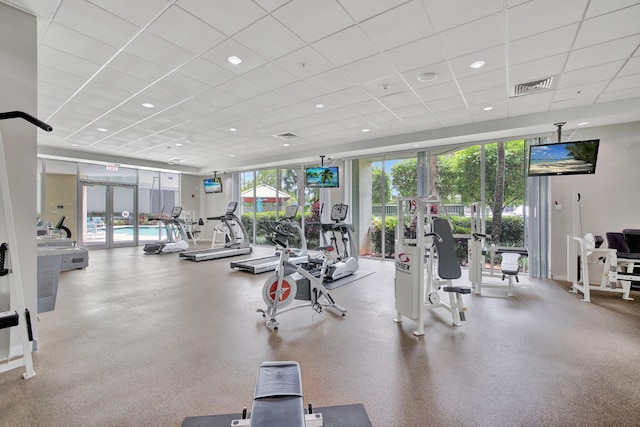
xmin=528 ymin=139 xmax=600 ymax=177
xmin=305 ymin=166 xmax=339 ymax=188
xmin=203 ymin=177 xmax=222 ymax=193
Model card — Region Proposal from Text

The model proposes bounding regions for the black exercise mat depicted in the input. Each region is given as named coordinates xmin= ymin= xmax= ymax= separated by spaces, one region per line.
xmin=182 ymin=403 xmax=372 ymax=427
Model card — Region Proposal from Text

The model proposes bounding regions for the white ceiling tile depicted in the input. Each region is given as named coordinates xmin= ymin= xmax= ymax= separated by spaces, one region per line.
xmin=508 ymin=24 xmax=577 ymax=65
xmin=383 ymin=36 xmax=445 ymax=71
xmin=360 ymin=74 xmax=412 ymax=98
xmin=465 ymin=87 xmax=507 ymax=106
xmin=619 ymin=56 xmax=640 ymax=77
xmin=156 ymin=72 xmax=209 ymax=95
xmin=92 ymin=67 xmax=148 ymax=94
xmin=552 ymin=81 xmax=607 ymax=104
xmin=585 ymin=0 xmax=640 ymax=18
xmin=379 ymin=91 xmax=421 ymax=109
xmin=253 ymin=0 xmax=290 ymax=13
xmin=146 ymin=5 xmax=226 ymax=55
xmin=53 ymin=0 xmax=139 ymax=48
xmin=107 ymin=51 xmax=170 ymax=82
xmin=273 ymin=0 xmax=354 ymax=43
xmin=201 ymin=39 xmax=268 ymax=75
xmin=558 ymin=61 xmax=626 ymax=88
xmin=508 ymin=90 xmax=554 ymax=109
xmin=597 ymin=86 xmax=640 ymax=102
xmin=243 ymin=63 xmax=298 ymax=91
xmin=41 ymin=23 xmax=118 ymax=65
xmin=402 ymin=62 xmax=454 ymax=91
xmin=507 ymin=0 xmax=588 ymax=41
xmin=437 ymin=12 xmax=505 ymax=59
xmin=604 ymin=73 xmax=640 ymax=92
xmin=415 ymin=81 xmax=461 ymax=102
xmin=273 ymin=46 xmax=336 ymax=79
xmin=177 ymin=0 xmax=266 ymax=36
xmin=509 ymin=54 xmax=566 ymax=85
xmin=38 ymin=45 xmax=101 ymax=79
xmin=86 ymin=0 xmax=168 ymax=27
xmin=38 ymin=65 xmax=85 ymax=91
xmin=234 ymin=16 xmax=305 ymax=61
xmin=339 ymin=54 xmax=395 ymax=84
xmin=176 ymin=58 xmax=235 ymax=86
xmin=425 ymin=96 xmax=467 ymax=112
xmin=304 ymin=68 xmax=355 ymax=93
xmin=449 ymin=45 xmax=505 ymax=79
xmin=273 ymin=81 xmax=322 ymax=103
xmin=575 ymin=4 xmax=640 ymax=49
xmin=565 ymin=35 xmax=640 ymax=71
xmin=359 ymin=1 xmax=432 ymax=51
xmin=124 ymin=31 xmax=194 ymax=70
xmin=458 ymin=68 xmax=505 ymax=94
xmin=423 ymin=0 xmax=504 ymax=33
xmin=326 ymin=86 xmax=372 ymax=106
xmin=392 ymin=104 xmax=431 ymax=119
xmin=311 ymin=26 xmax=379 ymax=67
xmin=431 ymin=108 xmax=472 ymax=125
xmin=337 ymin=0 xmax=408 ymax=23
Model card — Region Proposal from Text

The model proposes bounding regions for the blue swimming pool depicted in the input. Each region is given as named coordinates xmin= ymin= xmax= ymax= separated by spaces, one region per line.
xmin=113 ymin=226 xmax=165 ymax=237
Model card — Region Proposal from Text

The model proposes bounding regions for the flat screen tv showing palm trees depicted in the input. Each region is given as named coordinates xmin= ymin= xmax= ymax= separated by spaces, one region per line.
xmin=305 ymin=166 xmax=339 ymax=188
xmin=528 ymin=139 xmax=600 ymax=176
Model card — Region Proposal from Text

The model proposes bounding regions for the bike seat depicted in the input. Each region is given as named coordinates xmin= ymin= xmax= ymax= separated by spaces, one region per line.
xmin=316 ymin=245 xmax=334 ymax=252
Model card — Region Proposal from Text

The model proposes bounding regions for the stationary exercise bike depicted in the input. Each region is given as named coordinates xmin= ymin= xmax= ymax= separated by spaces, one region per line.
xmin=257 ymin=223 xmax=347 ymax=330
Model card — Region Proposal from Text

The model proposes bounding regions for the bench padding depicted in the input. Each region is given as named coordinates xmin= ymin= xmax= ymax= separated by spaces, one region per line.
xmin=251 ymin=361 xmax=304 ymax=427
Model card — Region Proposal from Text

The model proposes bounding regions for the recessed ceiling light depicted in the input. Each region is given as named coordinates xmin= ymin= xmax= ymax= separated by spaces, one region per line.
xmin=228 ymin=56 xmax=242 ymax=65
xmin=483 ymin=106 xmax=494 ymax=111
xmin=175 ymin=142 xmax=184 ymax=147
xmin=229 ymin=127 xmax=237 ymax=132
xmin=418 ymin=72 xmax=438 ymax=82
xmin=283 ymin=143 xmax=290 ymax=147
xmin=362 ymin=128 xmax=370 ymax=132
xmin=71 ymin=143 xmax=79 ymax=147
xmin=470 ymin=60 xmax=485 ymax=69
xmin=577 ymin=121 xmax=589 ymax=126
xmin=314 ymin=103 xmax=325 ymax=109
xmin=413 ymin=144 xmax=420 ymax=147
xmin=97 ymin=127 xmax=108 ymax=132
xmin=230 ymin=154 xmax=235 ymax=157
xmin=142 ymin=102 xmax=154 ymax=108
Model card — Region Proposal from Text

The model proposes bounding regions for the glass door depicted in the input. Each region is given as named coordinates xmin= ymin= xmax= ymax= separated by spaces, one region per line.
xmin=81 ymin=183 xmax=137 ymax=248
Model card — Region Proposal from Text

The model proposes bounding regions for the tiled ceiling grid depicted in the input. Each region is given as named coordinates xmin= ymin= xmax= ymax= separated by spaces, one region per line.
xmin=2 ymin=0 xmax=640 ymax=173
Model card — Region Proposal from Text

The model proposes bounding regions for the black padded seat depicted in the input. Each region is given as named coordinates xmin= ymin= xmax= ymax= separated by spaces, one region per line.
xmin=251 ymin=361 xmax=304 ymax=427
xmin=443 ymin=286 xmax=471 ymax=294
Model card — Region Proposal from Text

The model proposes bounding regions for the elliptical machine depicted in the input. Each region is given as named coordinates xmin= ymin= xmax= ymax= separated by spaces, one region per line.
xmin=315 ymin=203 xmax=359 ymax=281
xmin=143 ymin=206 xmax=190 ymax=254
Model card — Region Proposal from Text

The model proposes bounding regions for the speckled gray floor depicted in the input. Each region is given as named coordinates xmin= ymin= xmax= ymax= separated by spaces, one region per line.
xmin=1 ymin=244 xmax=639 ymax=426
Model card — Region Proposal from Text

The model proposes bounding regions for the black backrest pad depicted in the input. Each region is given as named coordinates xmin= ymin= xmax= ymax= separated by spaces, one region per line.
xmin=433 ymin=218 xmax=462 ymax=280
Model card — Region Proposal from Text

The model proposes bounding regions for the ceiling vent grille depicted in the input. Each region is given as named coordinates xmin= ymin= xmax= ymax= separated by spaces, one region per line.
xmin=273 ymin=132 xmax=299 ymax=140
xmin=512 ymin=76 xmax=555 ymax=96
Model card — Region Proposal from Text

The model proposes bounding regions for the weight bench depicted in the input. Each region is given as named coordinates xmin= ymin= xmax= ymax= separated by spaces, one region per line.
xmin=231 ymin=361 xmax=323 ymax=427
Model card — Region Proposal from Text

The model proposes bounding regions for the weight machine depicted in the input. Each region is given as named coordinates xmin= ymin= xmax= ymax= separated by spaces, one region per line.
xmin=467 ymin=203 xmax=529 ymax=297
xmin=394 ymin=196 xmax=471 ymax=336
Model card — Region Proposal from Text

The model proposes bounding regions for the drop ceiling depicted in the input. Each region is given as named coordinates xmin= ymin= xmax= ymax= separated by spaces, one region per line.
xmin=3 ymin=0 xmax=640 ymax=174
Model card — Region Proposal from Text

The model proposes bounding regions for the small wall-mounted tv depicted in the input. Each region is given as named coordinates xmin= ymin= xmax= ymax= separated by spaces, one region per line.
xmin=528 ymin=139 xmax=600 ymax=177
xmin=203 ymin=177 xmax=222 ymax=193
xmin=305 ymin=166 xmax=339 ymax=188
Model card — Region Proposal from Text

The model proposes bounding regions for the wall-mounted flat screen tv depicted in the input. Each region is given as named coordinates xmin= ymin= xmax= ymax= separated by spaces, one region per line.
xmin=305 ymin=166 xmax=339 ymax=188
xmin=528 ymin=139 xmax=600 ymax=177
xmin=203 ymin=177 xmax=222 ymax=193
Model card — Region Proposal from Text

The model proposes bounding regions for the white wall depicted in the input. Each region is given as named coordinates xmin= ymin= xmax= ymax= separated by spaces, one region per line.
xmin=0 ymin=4 xmax=38 ymax=352
xmin=549 ymin=121 xmax=640 ymax=279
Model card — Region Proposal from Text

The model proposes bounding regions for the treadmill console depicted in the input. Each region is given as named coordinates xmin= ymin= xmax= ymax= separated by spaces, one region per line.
xmin=284 ymin=205 xmax=298 ymax=219
xmin=226 ymin=201 xmax=238 ymax=214
xmin=171 ymin=206 xmax=183 ymax=218
xmin=331 ymin=203 xmax=348 ymax=222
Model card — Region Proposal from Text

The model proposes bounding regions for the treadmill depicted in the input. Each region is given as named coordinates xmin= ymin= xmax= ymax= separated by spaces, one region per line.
xmin=230 ymin=205 xmax=309 ymax=274
xmin=179 ymin=201 xmax=252 ymax=262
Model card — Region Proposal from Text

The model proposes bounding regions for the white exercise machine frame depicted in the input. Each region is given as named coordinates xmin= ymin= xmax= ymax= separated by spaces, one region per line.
xmin=394 ymin=196 xmax=470 ymax=336
xmin=257 ymin=223 xmax=346 ymax=330
xmin=467 ymin=203 xmax=528 ymax=297
xmin=0 ymin=111 xmax=50 ymax=380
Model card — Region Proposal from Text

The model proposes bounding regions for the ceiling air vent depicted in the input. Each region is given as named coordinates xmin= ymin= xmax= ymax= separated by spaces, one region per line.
xmin=273 ymin=132 xmax=299 ymax=141
xmin=512 ymin=76 xmax=555 ymax=97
